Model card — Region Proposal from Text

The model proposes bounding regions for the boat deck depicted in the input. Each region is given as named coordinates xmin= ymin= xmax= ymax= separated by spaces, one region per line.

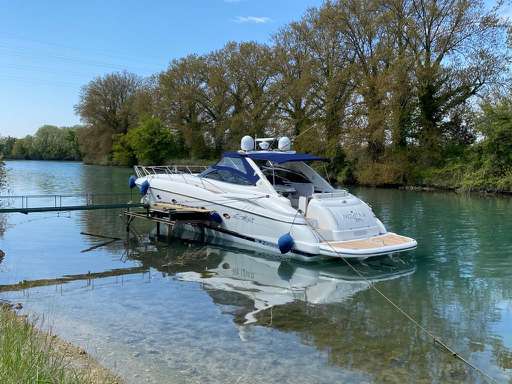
xmin=322 ymin=233 xmax=415 ymax=251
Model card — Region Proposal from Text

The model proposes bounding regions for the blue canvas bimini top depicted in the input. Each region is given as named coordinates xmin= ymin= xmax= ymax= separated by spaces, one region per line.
xmin=199 ymin=151 xmax=327 ymax=185
xmin=223 ymin=151 xmax=327 ymax=164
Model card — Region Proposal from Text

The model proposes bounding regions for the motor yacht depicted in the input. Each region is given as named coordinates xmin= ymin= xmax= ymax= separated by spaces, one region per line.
xmin=132 ymin=136 xmax=417 ymax=261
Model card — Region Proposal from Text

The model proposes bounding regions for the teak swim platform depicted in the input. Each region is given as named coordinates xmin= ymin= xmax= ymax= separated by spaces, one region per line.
xmin=323 ymin=233 xmax=415 ymax=251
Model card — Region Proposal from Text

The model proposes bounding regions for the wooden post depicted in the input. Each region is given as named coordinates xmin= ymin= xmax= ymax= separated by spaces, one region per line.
xmin=156 ymin=221 xmax=161 ymax=239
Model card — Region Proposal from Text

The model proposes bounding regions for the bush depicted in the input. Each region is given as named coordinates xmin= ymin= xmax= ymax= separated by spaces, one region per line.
xmin=353 ymin=151 xmax=411 ymax=186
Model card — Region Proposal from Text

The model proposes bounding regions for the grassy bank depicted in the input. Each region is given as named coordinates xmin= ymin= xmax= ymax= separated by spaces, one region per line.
xmin=0 ymin=304 xmax=121 ymax=384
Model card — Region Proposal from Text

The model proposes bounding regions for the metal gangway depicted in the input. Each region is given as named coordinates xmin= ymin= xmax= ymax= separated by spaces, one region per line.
xmin=0 ymin=165 xmax=211 ymax=214
xmin=0 ymin=192 xmax=145 ymax=214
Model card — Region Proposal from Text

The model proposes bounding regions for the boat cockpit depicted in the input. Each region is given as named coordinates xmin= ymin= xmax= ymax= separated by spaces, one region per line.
xmin=199 ymin=150 xmax=334 ymax=209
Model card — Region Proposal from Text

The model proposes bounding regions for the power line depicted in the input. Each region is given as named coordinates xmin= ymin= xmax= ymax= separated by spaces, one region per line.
xmin=0 ymin=42 xmax=165 ymax=73
xmin=0 ymin=33 xmax=169 ymax=66
xmin=0 ymin=74 xmax=82 ymax=89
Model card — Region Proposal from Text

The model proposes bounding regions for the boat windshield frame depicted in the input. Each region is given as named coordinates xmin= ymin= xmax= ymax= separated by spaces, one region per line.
xmin=199 ymin=155 xmax=260 ymax=185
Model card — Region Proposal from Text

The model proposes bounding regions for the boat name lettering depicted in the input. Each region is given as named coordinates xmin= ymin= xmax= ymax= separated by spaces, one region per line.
xmin=232 ymin=267 xmax=255 ymax=279
xmin=232 ymin=213 xmax=255 ymax=224
xmin=342 ymin=211 xmax=366 ymax=222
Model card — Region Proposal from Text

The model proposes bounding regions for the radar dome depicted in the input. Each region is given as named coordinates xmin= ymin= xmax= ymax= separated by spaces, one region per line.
xmin=240 ymin=136 xmax=254 ymax=151
xmin=278 ymin=136 xmax=291 ymax=151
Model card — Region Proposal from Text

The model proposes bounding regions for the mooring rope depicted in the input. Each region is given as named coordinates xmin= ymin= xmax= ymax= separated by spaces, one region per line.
xmin=305 ymin=222 xmax=498 ymax=384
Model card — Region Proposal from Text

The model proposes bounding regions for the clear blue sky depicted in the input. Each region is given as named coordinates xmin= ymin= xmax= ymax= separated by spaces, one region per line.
xmin=0 ymin=0 xmax=323 ymax=138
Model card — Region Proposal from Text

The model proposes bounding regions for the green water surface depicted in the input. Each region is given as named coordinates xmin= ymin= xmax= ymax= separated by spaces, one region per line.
xmin=0 ymin=160 xmax=511 ymax=383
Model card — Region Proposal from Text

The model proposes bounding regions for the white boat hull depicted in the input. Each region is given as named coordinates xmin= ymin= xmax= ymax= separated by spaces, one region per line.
xmin=139 ymin=175 xmax=417 ymax=261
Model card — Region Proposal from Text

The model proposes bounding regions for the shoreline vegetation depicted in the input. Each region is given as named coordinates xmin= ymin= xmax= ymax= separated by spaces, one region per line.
xmin=2 ymin=0 xmax=512 ymax=194
xmin=0 ymin=303 xmax=121 ymax=384
xmin=2 ymin=156 xmax=512 ymax=196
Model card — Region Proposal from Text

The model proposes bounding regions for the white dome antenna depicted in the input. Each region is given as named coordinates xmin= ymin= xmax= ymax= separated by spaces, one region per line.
xmin=278 ymin=137 xmax=291 ymax=151
xmin=241 ymin=136 xmax=255 ymax=151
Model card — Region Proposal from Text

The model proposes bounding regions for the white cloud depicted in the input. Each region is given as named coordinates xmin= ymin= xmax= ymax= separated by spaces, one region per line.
xmin=234 ymin=16 xmax=272 ymax=24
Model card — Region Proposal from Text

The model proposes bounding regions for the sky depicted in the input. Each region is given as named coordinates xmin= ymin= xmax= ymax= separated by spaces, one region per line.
xmin=0 ymin=0 xmax=323 ymax=138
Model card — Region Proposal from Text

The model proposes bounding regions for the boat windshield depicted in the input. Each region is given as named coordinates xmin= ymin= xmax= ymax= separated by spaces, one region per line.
xmin=199 ymin=156 xmax=259 ymax=185
xmin=254 ymin=161 xmax=310 ymax=184
xmin=253 ymin=160 xmax=318 ymax=207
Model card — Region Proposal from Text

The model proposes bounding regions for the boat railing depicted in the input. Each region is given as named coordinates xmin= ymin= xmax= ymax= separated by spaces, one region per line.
xmin=134 ymin=164 xmax=228 ymax=193
xmin=134 ymin=165 xmax=209 ymax=178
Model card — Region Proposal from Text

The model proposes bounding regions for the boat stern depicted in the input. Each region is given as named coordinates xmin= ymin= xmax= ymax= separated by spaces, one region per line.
xmin=318 ymin=232 xmax=417 ymax=259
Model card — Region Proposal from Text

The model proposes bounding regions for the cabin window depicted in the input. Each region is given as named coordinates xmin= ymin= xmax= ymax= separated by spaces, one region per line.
xmin=203 ymin=169 xmax=254 ymax=185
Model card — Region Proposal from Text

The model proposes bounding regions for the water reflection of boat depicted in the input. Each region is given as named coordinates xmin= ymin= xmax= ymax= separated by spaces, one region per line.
xmin=174 ymin=246 xmax=416 ymax=324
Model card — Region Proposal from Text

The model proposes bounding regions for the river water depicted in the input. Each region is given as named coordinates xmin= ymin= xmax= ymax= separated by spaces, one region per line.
xmin=0 ymin=160 xmax=511 ymax=383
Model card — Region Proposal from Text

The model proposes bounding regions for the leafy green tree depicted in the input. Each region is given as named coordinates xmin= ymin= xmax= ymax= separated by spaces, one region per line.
xmin=10 ymin=136 xmax=34 ymax=159
xmin=222 ymin=42 xmax=278 ymax=141
xmin=0 ymin=136 xmax=16 ymax=159
xmin=75 ymin=71 xmax=142 ymax=164
xmin=121 ymin=117 xmax=180 ymax=165
xmin=66 ymin=0 xmax=511 ymax=192
xmin=475 ymin=100 xmax=512 ymax=172
xmin=273 ymin=19 xmax=321 ymax=143
xmin=159 ymin=55 xmax=211 ymax=158
xmin=397 ymin=0 xmax=508 ymax=163
xmin=112 ymin=133 xmax=136 ymax=166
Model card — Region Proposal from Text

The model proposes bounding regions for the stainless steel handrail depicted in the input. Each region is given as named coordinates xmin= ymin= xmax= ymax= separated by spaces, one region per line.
xmin=133 ymin=164 xmax=228 ymax=193
xmin=134 ymin=165 xmax=208 ymax=178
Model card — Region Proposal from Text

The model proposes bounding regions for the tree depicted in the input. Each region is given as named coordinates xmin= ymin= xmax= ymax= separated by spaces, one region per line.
xmin=67 ymin=0 xmax=511 ymax=192
xmin=125 ymin=117 xmax=181 ymax=165
xmin=32 ymin=125 xmax=81 ymax=160
xmin=330 ymin=0 xmax=392 ymax=158
xmin=281 ymin=5 xmax=356 ymax=157
xmin=10 ymin=136 xmax=34 ymax=159
xmin=273 ymin=19 xmax=321 ymax=143
xmin=0 ymin=136 xmax=16 ymax=159
xmin=159 ymin=55 xmax=211 ymax=158
xmin=398 ymin=0 xmax=509 ymax=162
xmin=230 ymin=42 xmax=278 ymax=140
xmin=476 ymin=99 xmax=512 ymax=173
xmin=75 ymin=71 xmax=142 ymax=164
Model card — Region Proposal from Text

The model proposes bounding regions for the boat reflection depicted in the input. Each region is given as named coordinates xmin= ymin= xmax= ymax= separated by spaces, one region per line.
xmin=131 ymin=239 xmax=416 ymax=325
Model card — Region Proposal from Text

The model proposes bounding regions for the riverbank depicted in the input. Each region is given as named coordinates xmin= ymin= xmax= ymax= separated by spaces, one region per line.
xmin=0 ymin=303 xmax=121 ymax=384
xmin=2 ymin=157 xmax=512 ymax=195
